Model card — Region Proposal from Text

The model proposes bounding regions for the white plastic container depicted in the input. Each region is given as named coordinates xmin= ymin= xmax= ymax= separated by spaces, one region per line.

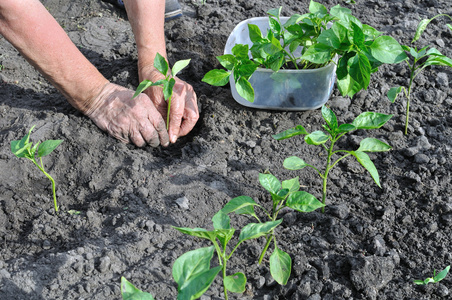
xmin=224 ymin=17 xmax=337 ymax=111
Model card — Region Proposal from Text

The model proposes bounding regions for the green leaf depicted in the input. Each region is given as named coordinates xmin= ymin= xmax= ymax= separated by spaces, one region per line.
xmin=248 ymin=24 xmax=263 ymax=43
xmin=387 ymin=86 xmax=403 ymax=103
xmin=171 ymin=59 xmax=191 ymax=77
xmin=216 ymin=54 xmax=237 ymax=70
xmin=224 ymin=272 xmax=246 ymax=293
xmin=283 ymin=156 xmax=308 ymax=170
xmin=281 ymin=177 xmax=300 ymax=193
xmin=447 ymin=24 xmax=452 ymax=32
xmin=177 ymin=266 xmax=222 ymax=300
xmin=309 ymin=1 xmax=328 ymax=16
xmin=221 ymin=195 xmax=259 ymax=217
xmin=202 ymin=69 xmax=231 ymax=86
xmin=286 ymin=191 xmax=324 ymax=212
xmin=154 ymin=53 xmax=169 ymax=76
xmin=433 ymin=265 xmax=450 ymax=282
xmin=267 ymin=7 xmax=282 ymax=19
xmin=231 ymin=44 xmax=250 ymax=59
xmin=272 ymin=125 xmax=308 ymax=140
xmin=173 ymin=227 xmax=217 ymax=242
xmin=370 ymin=36 xmax=407 ymax=64
xmin=270 ymin=247 xmax=292 ymax=285
xmin=121 ymin=277 xmax=155 ymax=300
xmin=350 ymin=21 xmax=365 ymax=46
xmin=362 ymin=24 xmax=382 ymax=41
xmin=133 ymin=80 xmax=161 ymax=98
xmin=337 ymin=123 xmax=356 ymax=133
xmin=173 ymin=246 xmax=215 ymax=288
xmin=350 ymin=151 xmax=381 ymax=187
xmin=357 ymin=138 xmax=392 ymax=152
xmin=236 ymin=77 xmax=255 ymax=103
xmin=301 ymin=43 xmax=332 ymax=64
xmin=351 ymin=112 xmax=392 ymax=130
xmin=212 ymin=210 xmax=231 ymax=230
xmin=259 ymin=173 xmax=281 ymax=195
xmin=215 ymin=228 xmax=236 ymax=250
xmin=37 ymin=140 xmax=63 ymax=157
xmin=412 ymin=19 xmax=431 ymax=43
xmin=321 ymin=105 xmax=338 ymax=132
xmin=11 ymin=126 xmax=35 ymax=158
xmin=269 ymin=17 xmax=282 ymax=36
xmin=348 ymin=52 xmax=371 ymax=91
xmin=239 ymin=220 xmax=282 ymax=242
xmin=305 ymin=131 xmax=329 ymax=145
xmin=163 ymin=78 xmax=176 ymax=101
xmin=317 ymin=28 xmax=342 ymax=49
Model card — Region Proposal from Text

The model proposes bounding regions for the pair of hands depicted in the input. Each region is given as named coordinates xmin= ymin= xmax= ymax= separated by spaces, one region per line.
xmin=86 ymin=69 xmax=199 ymax=147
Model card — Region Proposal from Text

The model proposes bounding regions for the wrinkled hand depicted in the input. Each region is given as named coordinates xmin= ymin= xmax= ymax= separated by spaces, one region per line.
xmin=140 ymin=68 xmax=199 ymax=144
xmin=84 ymin=83 xmax=169 ymax=147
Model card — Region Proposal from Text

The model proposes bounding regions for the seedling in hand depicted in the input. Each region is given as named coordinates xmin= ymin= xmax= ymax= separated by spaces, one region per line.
xmin=133 ymin=53 xmax=191 ymax=129
xmin=273 ymin=105 xmax=392 ymax=212
xmin=414 ymin=265 xmax=450 ymax=285
xmin=387 ymin=14 xmax=452 ymax=135
xmin=10 ymin=125 xmax=63 ymax=212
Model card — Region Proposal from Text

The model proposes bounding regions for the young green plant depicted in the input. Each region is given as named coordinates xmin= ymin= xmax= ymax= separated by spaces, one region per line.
xmin=133 ymin=53 xmax=191 ymax=129
xmin=202 ymin=1 xmax=406 ymax=102
xmin=174 ymin=173 xmax=324 ymax=299
xmin=414 ymin=265 xmax=450 ymax=285
xmin=10 ymin=125 xmax=63 ymax=212
xmin=273 ymin=105 xmax=392 ymax=213
xmin=387 ymin=14 xmax=452 ymax=135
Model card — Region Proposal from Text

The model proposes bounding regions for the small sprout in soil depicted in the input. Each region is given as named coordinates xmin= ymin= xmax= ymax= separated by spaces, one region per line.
xmin=413 ymin=265 xmax=450 ymax=285
xmin=202 ymin=1 xmax=406 ymax=102
xmin=174 ymin=173 xmax=324 ymax=299
xmin=388 ymin=14 xmax=452 ymax=135
xmin=121 ymin=277 xmax=155 ymax=300
xmin=133 ymin=53 xmax=191 ymax=129
xmin=273 ymin=105 xmax=392 ymax=213
xmin=10 ymin=125 xmax=63 ymax=212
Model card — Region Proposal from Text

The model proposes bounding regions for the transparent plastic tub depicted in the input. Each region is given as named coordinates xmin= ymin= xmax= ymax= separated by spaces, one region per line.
xmin=224 ymin=17 xmax=337 ymax=111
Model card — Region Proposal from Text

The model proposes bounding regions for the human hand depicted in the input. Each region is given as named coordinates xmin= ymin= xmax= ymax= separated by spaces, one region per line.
xmin=140 ymin=68 xmax=199 ymax=144
xmin=84 ymin=82 xmax=169 ymax=147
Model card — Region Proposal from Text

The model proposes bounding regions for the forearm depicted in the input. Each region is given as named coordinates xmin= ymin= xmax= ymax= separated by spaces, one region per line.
xmin=0 ymin=0 xmax=108 ymax=112
xmin=123 ymin=0 xmax=167 ymax=80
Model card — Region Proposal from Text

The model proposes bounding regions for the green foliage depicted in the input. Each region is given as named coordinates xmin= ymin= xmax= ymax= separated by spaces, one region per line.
xmin=387 ymin=14 xmax=452 ymax=135
xmin=273 ymin=105 xmax=392 ymax=212
xmin=202 ymin=1 xmax=405 ymax=101
xmin=414 ymin=265 xmax=450 ymax=285
xmin=121 ymin=277 xmax=155 ymax=300
xmin=133 ymin=53 xmax=191 ymax=129
xmin=10 ymin=125 xmax=63 ymax=212
xmin=174 ymin=173 xmax=324 ymax=299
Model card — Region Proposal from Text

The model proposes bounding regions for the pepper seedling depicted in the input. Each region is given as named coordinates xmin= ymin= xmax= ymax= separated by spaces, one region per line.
xmin=121 ymin=277 xmax=155 ymax=300
xmin=10 ymin=125 xmax=63 ymax=212
xmin=174 ymin=173 xmax=324 ymax=299
xmin=414 ymin=265 xmax=450 ymax=285
xmin=133 ymin=53 xmax=191 ymax=129
xmin=387 ymin=14 xmax=452 ymax=135
xmin=273 ymin=105 xmax=392 ymax=212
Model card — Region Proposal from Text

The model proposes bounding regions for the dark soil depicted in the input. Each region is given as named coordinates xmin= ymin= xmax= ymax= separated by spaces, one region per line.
xmin=1 ymin=0 xmax=452 ymax=299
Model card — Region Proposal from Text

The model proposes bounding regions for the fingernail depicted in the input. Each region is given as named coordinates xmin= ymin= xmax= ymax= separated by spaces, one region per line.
xmin=171 ymin=135 xmax=177 ymax=143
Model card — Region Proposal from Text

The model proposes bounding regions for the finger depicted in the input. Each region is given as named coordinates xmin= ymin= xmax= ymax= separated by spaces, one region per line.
xmin=148 ymin=111 xmax=169 ymax=147
xmin=129 ymin=128 xmax=147 ymax=147
xmin=140 ymin=121 xmax=160 ymax=148
xmin=178 ymin=89 xmax=199 ymax=138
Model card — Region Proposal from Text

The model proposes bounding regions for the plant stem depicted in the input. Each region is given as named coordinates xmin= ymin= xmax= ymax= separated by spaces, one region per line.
xmin=405 ymin=64 xmax=415 ymax=135
xmin=33 ymin=158 xmax=59 ymax=212
xmin=258 ymin=234 xmax=273 ymax=264
xmin=222 ymin=255 xmax=228 ymax=300
xmin=321 ymin=141 xmax=335 ymax=213
xmin=166 ymin=96 xmax=171 ymax=130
